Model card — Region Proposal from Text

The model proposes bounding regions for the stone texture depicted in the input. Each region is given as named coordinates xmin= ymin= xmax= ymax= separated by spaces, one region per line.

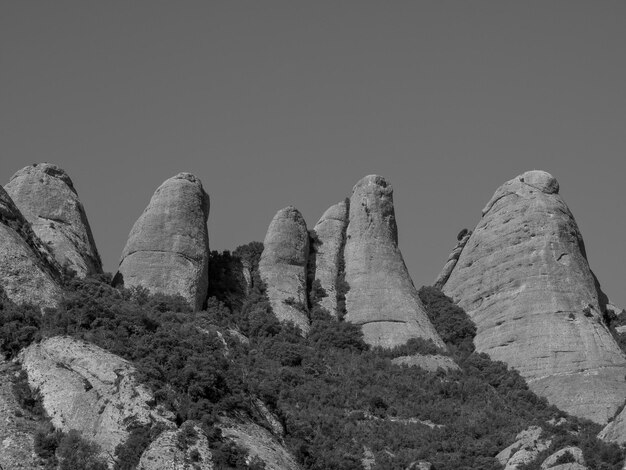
xmin=391 ymin=354 xmax=460 ymax=372
xmin=115 ymin=173 xmax=210 ymax=311
xmin=0 ymin=186 xmax=62 ymax=310
xmin=310 ymin=200 xmax=348 ymax=316
xmin=441 ymin=170 xmax=626 ymax=424
xmin=496 ymin=426 xmax=551 ymax=470
xmin=433 ymin=230 xmax=472 ymax=289
xmin=344 ymin=175 xmax=445 ymax=348
xmin=259 ymin=206 xmax=310 ymax=334
xmin=220 ymin=416 xmax=303 ymax=470
xmin=540 ymin=446 xmax=585 ymax=469
xmin=139 ymin=422 xmax=213 ymax=470
xmin=598 ymin=405 xmax=626 ymax=444
xmin=19 ymin=336 xmax=175 ymax=464
xmin=0 ymin=360 xmax=46 ymax=469
xmin=5 ymin=163 xmax=102 ymax=277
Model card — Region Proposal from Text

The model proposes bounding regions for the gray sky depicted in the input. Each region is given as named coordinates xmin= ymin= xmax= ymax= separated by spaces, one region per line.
xmin=2 ymin=1 xmax=625 ymax=306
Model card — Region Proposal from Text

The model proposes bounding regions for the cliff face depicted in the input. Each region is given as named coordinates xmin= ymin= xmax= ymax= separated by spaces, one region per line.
xmin=19 ymin=336 xmax=175 ymax=465
xmin=310 ymin=201 xmax=348 ymax=317
xmin=5 ymin=163 xmax=102 ymax=277
xmin=259 ymin=206 xmax=310 ymax=334
xmin=115 ymin=173 xmax=210 ymax=311
xmin=440 ymin=170 xmax=626 ymax=424
xmin=0 ymin=186 xmax=62 ymax=311
xmin=343 ymin=175 xmax=445 ymax=349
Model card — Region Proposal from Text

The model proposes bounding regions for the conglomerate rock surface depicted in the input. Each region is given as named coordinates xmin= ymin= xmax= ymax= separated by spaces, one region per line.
xmin=115 ymin=173 xmax=210 ymax=311
xmin=310 ymin=200 xmax=348 ymax=317
xmin=0 ymin=186 xmax=62 ymax=310
xmin=259 ymin=206 xmax=310 ymax=334
xmin=343 ymin=175 xmax=445 ymax=348
xmin=441 ymin=170 xmax=626 ymax=424
xmin=19 ymin=336 xmax=175 ymax=464
xmin=5 ymin=163 xmax=102 ymax=277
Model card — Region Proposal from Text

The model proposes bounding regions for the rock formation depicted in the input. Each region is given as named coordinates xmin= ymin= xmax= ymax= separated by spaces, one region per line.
xmin=433 ymin=229 xmax=472 ymax=289
xmin=310 ymin=200 xmax=348 ymax=316
xmin=440 ymin=170 xmax=626 ymax=424
xmin=19 ymin=336 xmax=175 ymax=464
xmin=0 ymin=186 xmax=62 ymax=310
xmin=259 ymin=206 xmax=310 ymax=334
xmin=5 ymin=163 xmax=102 ymax=277
xmin=139 ymin=422 xmax=213 ymax=470
xmin=343 ymin=175 xmax=445 ymax=348
xmin=114 ymin=173 xmax=210 ymax=311
xmin=496 ymin=426 xmax=551 ymax=470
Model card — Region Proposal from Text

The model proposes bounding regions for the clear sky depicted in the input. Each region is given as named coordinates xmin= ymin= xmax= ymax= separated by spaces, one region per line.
xmin=2 ymin=1 xmax=625 ymax=306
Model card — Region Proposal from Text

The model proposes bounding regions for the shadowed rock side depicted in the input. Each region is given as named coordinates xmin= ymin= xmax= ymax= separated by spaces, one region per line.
xmin=311 ymin=200 xmax=348 ymax=317
xmin=19 ymin=336 xmax=175 ymax=465
xmin=259 ymin=206 xmax=310 ymax=334
xmin=115 ymin=173 xmax=210 ymax=311
xmin=344 ymin=175 xmax=445 ymax=349
xmin=0 ymin=186 xmax=62 ymax=310
xmin=5 ymin=163 xmax=103 ymax=277
xmin=441 ymin=170 xmax=626 ymax=424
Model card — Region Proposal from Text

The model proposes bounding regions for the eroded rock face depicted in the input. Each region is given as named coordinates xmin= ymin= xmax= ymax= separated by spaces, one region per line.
xmin=259 ymin=206 xmax=310 ymax=334
xmin=496 ymin=426 xmax=551 ymax=470
xmin=5 ymin=163 xmax=102 ymax=277
xmin=19 ymin=337 xmax=175 ymax=464
xmin=433 ymin=229 xmax=472 ymax=289
xmin=115 ymin=173 xmax=210 ymax=311
xmin=0 ymin=186 xmax=62 ymax=310
xmin=310 ymin=201 xmax=348 ymax=317
xmin=540 ymin=447 xmax=585 ymax=469
xmin=343 ymin=175 xmax=445 ymax=348
xmin=220 ymin=416 xmax=303 ymax=470
xmin=139 ymin=422 xmax=213 ymax=470
xmin=441 ymin=170 xmax=626 ymax=424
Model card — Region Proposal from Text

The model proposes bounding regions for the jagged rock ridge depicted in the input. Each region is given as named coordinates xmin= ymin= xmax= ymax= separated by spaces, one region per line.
xmin=259 ymin=206 xmax=310 ymax=334
xmin=343 ymin=175 xmax=445 ymax=348
xmin=440 ymin=170 xmax=626 ymax=424
xmin=0 ymin=186 xmax=62 ymax=310
xmin=5 ymin=163 xmax=103 ymax=277
xmin=114 ymin=172 xmax=210 ymax=311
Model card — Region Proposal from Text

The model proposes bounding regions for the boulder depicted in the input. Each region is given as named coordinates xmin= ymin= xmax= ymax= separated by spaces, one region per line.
xmin=343 ymin=175 xmax=445 ymax=348
xmin=115 ymin=173 xmax=210 ymax=311
xmin=441 ymin=170 xmax=626 ymax=424
xmin=496 ymin=426 xmax=551 ymax=470
xmin=0 ymin=186 xmax=62 ymax=310
xmin=310 ymin=200 xmax=348 ymax=316
xmin=19 ymin=336 xmax=175 ymax=464
xmin=258 ymin=206 xmax=310 ymax=334
xmin=5 ymin=163 xmax=102 ymax=277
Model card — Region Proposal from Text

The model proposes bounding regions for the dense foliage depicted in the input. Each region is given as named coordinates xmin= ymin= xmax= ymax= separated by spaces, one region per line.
xmin=0 ymin=244 xmax=624 ymax=469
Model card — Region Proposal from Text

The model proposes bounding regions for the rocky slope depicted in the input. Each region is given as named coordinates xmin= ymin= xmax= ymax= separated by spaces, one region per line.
xmin=19 ymin=336 xmax=175 ymax=464
xmin=0 ymin=186 xmax=62 ymax=310
xmin=310 ymin=200 xmax=348 ymax=317
xmin=259 ymin=206 xmax=310 ymax=334
xmin=440 ymin=170 xmax=626 ymax=424
xmin=5 ymin=163 xmax=102 ymax=277
xmin=343 ymin=175 xmax=445 ymax=348
xmin=114 ymin=173 xmax=210 ymax=311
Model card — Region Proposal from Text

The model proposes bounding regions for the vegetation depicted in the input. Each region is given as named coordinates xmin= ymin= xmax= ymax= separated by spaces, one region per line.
xmin=0 ymin=243 xmax=624 ymax=469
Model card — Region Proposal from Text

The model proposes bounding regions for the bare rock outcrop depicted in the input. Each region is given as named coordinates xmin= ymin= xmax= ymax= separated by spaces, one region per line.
xmin=310 ymin=200 xmax=348 ymax=316
xmin=5 ymin=163 xmax=102 ymax=277
xmin=440 ymin=170 xmax=626 ymax=424
xmin=0 ymin=186 xmax=62 ymax=310
xmin=114 ymin=173 xmax=210 ymax=311
xmin=259 ymin=206 xmax=310 ymax=334
xmin=19 ymin=336 xmax=175 ymax=464
xmin=598 ymin=404 xmax=626 ymax=444
xmin=540 ymin=447 xmax=585 ymax=469
xmin=139 ymin=422 xmax=213 ymax=470
xmin=343 ymin=175 xmax=445 ymax=348
xmin=433 ymin=229 xmax=472 ymax=289
xmin=496 ymin=426 xmax=551 ymax=470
